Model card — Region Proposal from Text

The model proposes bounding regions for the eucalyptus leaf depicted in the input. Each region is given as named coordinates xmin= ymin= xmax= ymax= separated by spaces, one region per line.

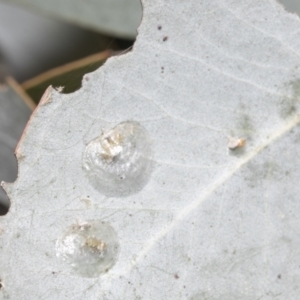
xmin=0 ymin=80 xmax=32 ymax=209
xmin=1 ymin=0 xmax=300 ymax=299
xmin=278 ymin=0 xmax=300 ymax=14
xmin=0 ymin=0 xmax=142 ymax=38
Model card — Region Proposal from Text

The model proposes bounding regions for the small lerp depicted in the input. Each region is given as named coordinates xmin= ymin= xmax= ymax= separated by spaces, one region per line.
xmin=83 ymin=121 xmax=153 ymax=197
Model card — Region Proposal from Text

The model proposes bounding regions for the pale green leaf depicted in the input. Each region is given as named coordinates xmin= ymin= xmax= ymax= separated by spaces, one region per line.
xmin=0 ymin=0 xmax=142 ymax=38
xmin=1 ymin=1 xmax=300 ymax=299
xmin=0 ymin=79 xmax=33 ymax=208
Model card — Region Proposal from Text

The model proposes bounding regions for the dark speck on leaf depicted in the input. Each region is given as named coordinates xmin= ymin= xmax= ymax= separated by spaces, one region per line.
xmin=163 ymin=36 xmax=168 ymax=42
xmin=158 ymin=25 xmax=162 ymax=30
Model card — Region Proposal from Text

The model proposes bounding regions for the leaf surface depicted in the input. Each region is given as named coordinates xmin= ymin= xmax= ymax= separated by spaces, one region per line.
xmin=1 ymin=1 xmax=300 ymax=299
xmin=0 ymin=78 xmax=33 ymax=208
xmin=0 ymin=0 xmax=142 ymax=38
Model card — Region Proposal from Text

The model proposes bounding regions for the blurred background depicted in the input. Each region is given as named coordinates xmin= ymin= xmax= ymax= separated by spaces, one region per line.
xmin=0 ymin=0 xmax=299 ymax=215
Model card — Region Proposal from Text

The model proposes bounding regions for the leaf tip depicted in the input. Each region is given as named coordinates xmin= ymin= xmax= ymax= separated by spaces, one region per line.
xmin=39 ymin=86 xmax=55 ymax=106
